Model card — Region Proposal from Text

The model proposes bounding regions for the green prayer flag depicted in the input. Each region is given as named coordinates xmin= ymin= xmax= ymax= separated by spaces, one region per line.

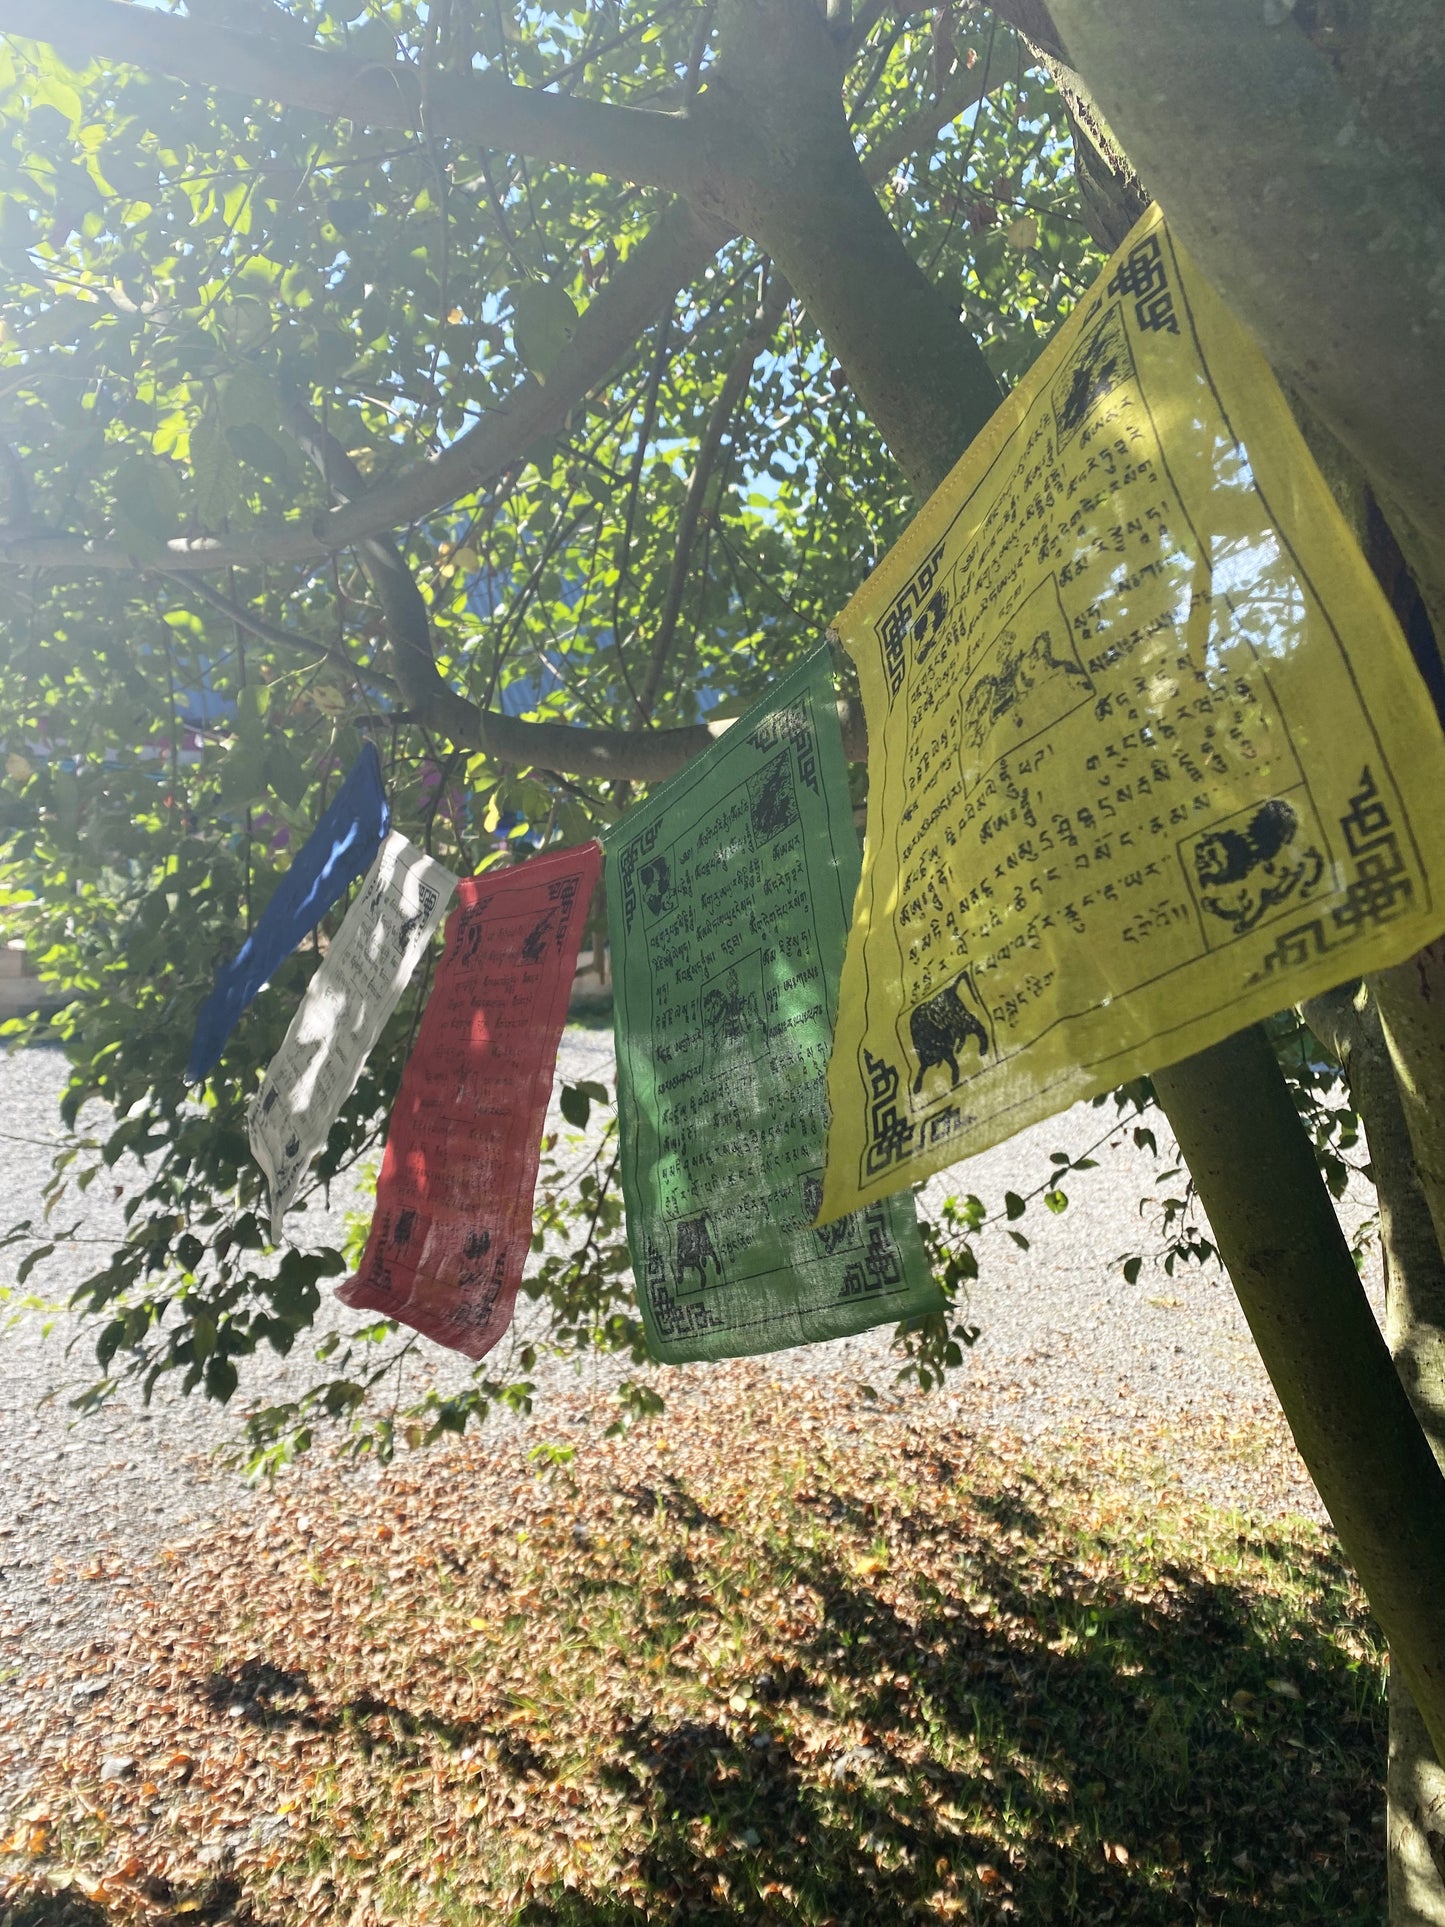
xmin=609 ymin=648 xmax=942 ymax=1363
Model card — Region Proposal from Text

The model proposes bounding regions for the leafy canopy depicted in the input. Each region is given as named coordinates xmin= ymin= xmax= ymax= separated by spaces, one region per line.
xmin=0 ymin=0 xmax=1349 ymax=1464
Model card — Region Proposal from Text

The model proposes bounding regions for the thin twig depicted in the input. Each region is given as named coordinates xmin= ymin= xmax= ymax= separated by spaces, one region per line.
xmin=172 ymin=574 xmax=400 ymax=695
xmin=636 ymin=272 xmax=789 ymax=722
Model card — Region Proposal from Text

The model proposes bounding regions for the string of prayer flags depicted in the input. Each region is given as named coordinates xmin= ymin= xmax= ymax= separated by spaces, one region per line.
xmin=608 ymin=649 xmax=941 ymax=1364
xmin=188 ymin=742 xmax=391 ymax=1083
xmin=818 ymin=203 xmax=1445 ymax=1221
xmin=337 ymin=842 xmax=603 ymax=1360
xmin=249 ymin=831 xmax=456 ymax=1239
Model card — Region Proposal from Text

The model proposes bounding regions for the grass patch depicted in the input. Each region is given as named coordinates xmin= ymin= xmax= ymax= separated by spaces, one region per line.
xmin=1 ymin=1372 xmax=1385 ymax=1923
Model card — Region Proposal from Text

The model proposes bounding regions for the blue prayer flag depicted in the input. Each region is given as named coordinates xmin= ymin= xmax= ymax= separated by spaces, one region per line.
xmin=186 ymin=741 xmax=391 ymax=1084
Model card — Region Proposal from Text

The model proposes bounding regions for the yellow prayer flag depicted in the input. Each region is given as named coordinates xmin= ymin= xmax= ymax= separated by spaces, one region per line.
xmin=820 ymin=206 xmax=1445 ymax=1221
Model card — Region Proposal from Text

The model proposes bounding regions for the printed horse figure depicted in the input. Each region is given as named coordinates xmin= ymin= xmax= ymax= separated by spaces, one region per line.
xmin=673 ymin=1214 xmax=722 ymax=1291
xmin=909 ymin=971 xmax=990 ymax=1093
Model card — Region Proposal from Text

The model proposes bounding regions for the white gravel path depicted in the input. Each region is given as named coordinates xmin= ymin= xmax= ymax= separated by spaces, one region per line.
xmin=0 ymin=1031 xmax=1384 ymax=1804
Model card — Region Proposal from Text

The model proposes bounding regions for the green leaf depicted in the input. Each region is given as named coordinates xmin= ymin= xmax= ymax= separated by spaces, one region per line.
xmin=265 ymin=741 xmax=308 ymax=809
xmin=511 ymin=278 xmax=579 ymax=384
xmin=88 ymin=143 xmax=156 ymax=203
xmin=272 ymin=1249 xmax=326 ymax=1321
xmin=191 ymin=406 xmax=242 ymax=528
xmin=225 ymin=422 xmax=287 ymax=474
xmin=16 ymin=1242 xmax=54 ymax=1284
xmin=1003 ymin=1191 xmax=1026 ymax=1221
xmin=0 ymin=198 xmax=35 ymax=252
xmin=218 ymin=739 xmax=268 ymax=809
xmin=221 ymin=293 xmax=273 ymax=351
xmin=111 ymin=453 xmax=182 ymax=540
xmin=32 ymin=72 xmax=83 ymax=127
xmin=19 ymin=293 xmax=99 ymax=351
xmin=559 ymin=1083 xmax=592 ymax=1129
xmin=95 ymin=1318 xmax=126 ymax=1369
xmin=206 ymin=1353 xmax=238 ymax=1403
xmin=219 ymin=363 xmax=287 ymax=446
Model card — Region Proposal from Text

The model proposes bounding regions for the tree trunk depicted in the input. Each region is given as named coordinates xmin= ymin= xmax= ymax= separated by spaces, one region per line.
xmin=1392 ymin=1677 xmax=1445 ymax=1924
xmin=1305 ymin=984 xmax=1445 ymax=1922
xmin=702 ymin=0 xmax=1003 ymax=501
xmin=1296 ymin=394 xmax=1445 ymax=1923
xmin=709 ymin=0 xmax=1445 ymax=1762
xmin=1038 ymin=0 xmax=1445 ymax=561
xmin=1374 ymin=945 xmax=1445 ymax=1272
xmin=1373 ymin=944 xmax=1445 ymax=1926
xmin=1150 ymin=1028 xmax=1445 ymax=1761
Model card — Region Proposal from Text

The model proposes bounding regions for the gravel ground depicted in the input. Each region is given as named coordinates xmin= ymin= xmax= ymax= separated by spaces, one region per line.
xmin=0 ymin=1031 xmax=1383 ymax=1805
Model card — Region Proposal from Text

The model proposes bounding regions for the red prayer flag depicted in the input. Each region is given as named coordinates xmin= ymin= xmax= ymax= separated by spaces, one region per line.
xmin=338 ymin=841 xmax=602 ymax=1358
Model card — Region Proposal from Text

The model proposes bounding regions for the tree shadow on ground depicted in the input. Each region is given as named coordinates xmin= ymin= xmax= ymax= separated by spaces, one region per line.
xmin=2 ymin=1873 xmax=280 ymax=1927
xmin=202 ymin=1654 xmax=493 ymax=1757
xmin=24 ymin=1446 xmax=1381 ymax=1927
xmin=508 ymin=1477 xmax=1383 ymax=1926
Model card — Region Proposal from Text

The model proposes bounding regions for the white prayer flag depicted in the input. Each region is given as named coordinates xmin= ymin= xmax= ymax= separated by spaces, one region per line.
xmin=249 ymin=831 xmax=458 ymax=1240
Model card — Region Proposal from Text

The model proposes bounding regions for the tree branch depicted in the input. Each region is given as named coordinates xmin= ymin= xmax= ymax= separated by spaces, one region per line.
xmin=637 ymin=273 xmax=791 ymax=721
xmin=1043 ymin=0 xmax=1445 ymax=553
xmin=452 ymin=692 xmax=866 ymax=780
xmin=741 ymin=161 xmax=1000 ymax=502
xmin=170 ymin=564 xmax=869 ymax=778
xmin=688 ymin=0 xmax=1006 ymax=499
xmin=0 ymin=0 xmax=701 ymax=191
xmin=173 ymin=573 xmax=400 ymax=696
xmin=0 ymin=197 xmax=728 ymax=575
xmin=0 ymin=62 xmax=994 ymax=582
xmin=979 ymin=0 xmax=1068 ymax=64
xmin=261 ymin=369 xmax=878 ymax=778
xmin=972 ymin=0 xmax=1146 ymax=254
xmin=280 ymin=387 xmax=483 ymax=743
xmin=1154 ymin=1024 xmax=1445 ymax=1764
xmin=855 ymin=54 xmax=1015 ymax=184
xmin=842 ymin=0 xmax=896 ymax=62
